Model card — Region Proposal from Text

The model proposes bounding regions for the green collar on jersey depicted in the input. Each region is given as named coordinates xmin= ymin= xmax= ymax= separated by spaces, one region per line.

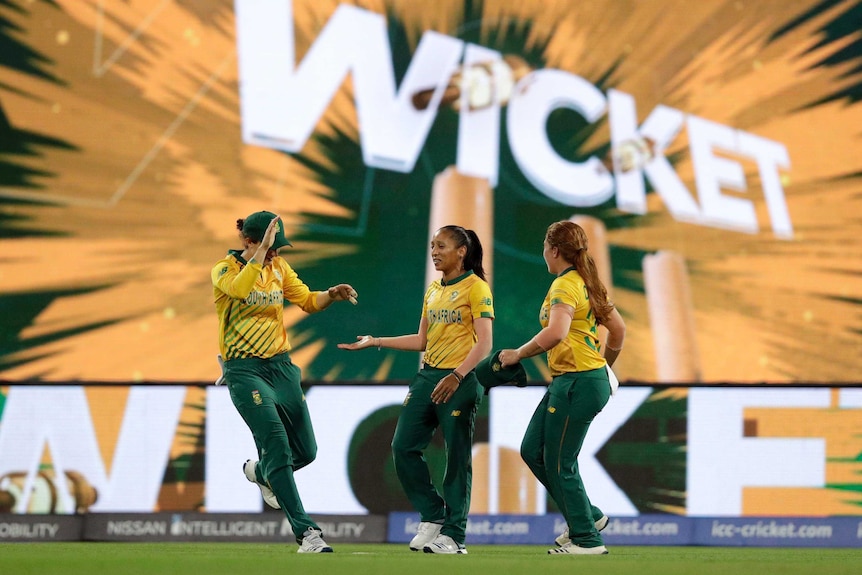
xmin=227 ymin=249 xmax=283 ymax=266
xmin=440 ymin=269 xmax=475 ymax=286
xmin=558 ymin=265 xmax=578 ymax=277
xmin=227 ymin=249 xmax=248 ymax=265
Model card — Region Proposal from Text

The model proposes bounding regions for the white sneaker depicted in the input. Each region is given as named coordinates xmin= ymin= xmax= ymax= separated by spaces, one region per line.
xmin=243 ymin=459 xmax=280 ymax=509
xmin=423 ymin=534 xmax=468 ymax=554
xmin=298 ymin=528 xmax=333 ymax=553
xmin=548 ymin=542 xmax=608 ymax=555
xmin=555 ymin=515 xmax=609 ymax=547
xmin=409 ymin=521 xmax=442 ymax=551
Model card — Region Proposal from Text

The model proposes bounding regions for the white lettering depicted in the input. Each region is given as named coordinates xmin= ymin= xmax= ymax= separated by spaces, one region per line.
xmin=688 ymin=115 xmax=758 ymax=233
xmin=107 ymin=520 xmax=167 ymax=536
xmin=688 ymin=389 xmax=829 ymax=515
xmin=455 ymin=44 xmax=503 ymax=186
xmin=235 ymin=2 xmax=794 ymax=238
xmin=507 ymin=69 xmax=613 ymax=205
xmin=0 ymin=387 xmax=185 ymax=513
xmin=316 ymin=521 xmax=365 ymax=538
xmin=609 ymin=90 xmax=701 ymax=221
xmin=710 ymin=520 xmax=833 ymax=540
xmin=737 ymin=131 xmax=793 ymax=237
xmin=602 ymin=518 xmax=680 ymax=537
xmin=169 ymin=518 xmax=279 ymax=537
xmin=235 ymin=0 xmax=463 ymax=172
xmin=465 ymin=518 xmax=530 ymax=535
xmin=0 ymin=522 xmax=60 ymax=539
xmin=609 ymin=90 xmax=792 ymax=236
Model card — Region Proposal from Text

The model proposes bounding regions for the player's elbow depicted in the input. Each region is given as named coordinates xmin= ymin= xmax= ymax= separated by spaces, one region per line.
xmin=606 ymin=321 xmax=626 ymax=350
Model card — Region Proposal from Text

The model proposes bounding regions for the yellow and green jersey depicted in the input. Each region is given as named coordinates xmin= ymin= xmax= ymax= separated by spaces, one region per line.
xmin=421 ymin=270 xmax=494 ymax=369
xmin=211 ymin=251 xmax=323 ymax=360
xmin=540 ymin=266 xmax=607 ymax=376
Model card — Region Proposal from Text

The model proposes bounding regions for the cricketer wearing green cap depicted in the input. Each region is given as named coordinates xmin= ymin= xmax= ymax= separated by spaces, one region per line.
xmin=211 ymin=210 xmax=358 ymax=553
xmin=241 ymin=210 xmax=292 ymax=249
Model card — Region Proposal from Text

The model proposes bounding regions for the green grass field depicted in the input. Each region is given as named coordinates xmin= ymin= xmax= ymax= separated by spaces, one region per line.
xmin=1 ymin=543 xmax=861 ymax=575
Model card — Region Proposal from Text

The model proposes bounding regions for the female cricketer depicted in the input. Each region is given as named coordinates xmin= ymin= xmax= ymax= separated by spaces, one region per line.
xmin=498 ymin=220 xmax=626 ymax=556
xmin=338 ymin=225 xmax=494 ymax=554
xmin=211 ymin=211 xmax=358 ymax=553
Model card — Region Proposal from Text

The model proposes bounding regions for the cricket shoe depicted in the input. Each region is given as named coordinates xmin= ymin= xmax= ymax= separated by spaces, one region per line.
xmin=298 ymin=528 xmax=333 ymax=553
xmin=409 ymin=521 xmax=442 ymax=551
xmin=423 ymin=534 xmax=468 ymax=554
xmin=555 ymin=515 xmax=609 ymax=547
xmin=548 ymin=542 xmax=609 ymax=555
xmin=243 ymin=459 xmax=280 ymax=509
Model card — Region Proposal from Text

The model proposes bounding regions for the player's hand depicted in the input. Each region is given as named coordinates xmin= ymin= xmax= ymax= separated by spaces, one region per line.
xmin=430 ymin=373 xmax=460 ymax=404
xmin=337 ymin=335 xmax=375 ymax=351
xmin=328 ymin=284 xmax=358 ymax=304
xmin=261 ymin=216 xmax=280 ymax=250
xmin=498 ymin=349 xmax=520 ymax=367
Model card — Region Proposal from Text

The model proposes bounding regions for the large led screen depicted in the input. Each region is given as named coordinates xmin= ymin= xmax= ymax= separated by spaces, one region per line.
xmin=1 ymin=384 xmax=860 ymax=517
xmin=1 ymin=0 xmax=860 ymax=383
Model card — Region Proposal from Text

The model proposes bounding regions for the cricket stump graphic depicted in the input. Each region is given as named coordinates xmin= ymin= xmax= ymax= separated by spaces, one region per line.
xmin=471 ymin=443 xmax=539 ymax=514
xmin=643 ymin=251 xmax=702 ymax=382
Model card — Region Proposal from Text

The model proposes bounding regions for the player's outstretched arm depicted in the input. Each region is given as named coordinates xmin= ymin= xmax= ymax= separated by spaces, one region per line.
xmin=338 ymin=318 xmax=427 ymax=352
xmin=315 ymin=284 xmax=358 ymax=310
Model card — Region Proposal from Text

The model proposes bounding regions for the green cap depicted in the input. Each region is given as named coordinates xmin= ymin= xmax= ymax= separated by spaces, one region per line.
xmin=475 ymin=349 xmax=528 ymax=394
xmin=242 ymin=211 xmax=292 ymax=249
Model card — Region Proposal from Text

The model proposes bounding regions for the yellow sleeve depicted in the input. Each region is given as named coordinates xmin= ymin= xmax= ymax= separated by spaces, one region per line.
xmin=211 ymin=257 xmax=263 ymax=299
xmin=279 ymin=260 xmax=322 ymax=313
xmin=548 ymin=276 xmax=580 ymax=308
xmin=469 ymin=280 xmax=495 ymax=319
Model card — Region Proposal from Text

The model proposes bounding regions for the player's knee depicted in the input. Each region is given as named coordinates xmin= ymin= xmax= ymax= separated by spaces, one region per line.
xmin=391 ymin=439 xmax=415 ymax=462
xmin=294 ymin=444 xmax=317 ymax=469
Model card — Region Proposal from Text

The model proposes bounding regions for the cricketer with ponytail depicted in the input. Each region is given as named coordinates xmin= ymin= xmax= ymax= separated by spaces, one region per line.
xmin=338 ymin=225 xmax=494 ymax=554
xmin=498 ymin=220 xmax=626 ymax=556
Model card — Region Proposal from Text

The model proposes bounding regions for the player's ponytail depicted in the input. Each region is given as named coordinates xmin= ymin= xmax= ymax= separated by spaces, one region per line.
xmin=462 ymin=228 xmax=486 ymax=281
xmin=546 ymin=221 xmax=614 ymax=323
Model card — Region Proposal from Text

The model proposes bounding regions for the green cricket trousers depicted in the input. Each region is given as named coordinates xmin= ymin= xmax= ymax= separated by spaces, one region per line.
xmin=520 ymin=367 xmax=611 ymax=548
xmin=225 ymin=352 xmax=321 ymax=541
xmin=392 ymin=366 xmax=481 ymax=545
